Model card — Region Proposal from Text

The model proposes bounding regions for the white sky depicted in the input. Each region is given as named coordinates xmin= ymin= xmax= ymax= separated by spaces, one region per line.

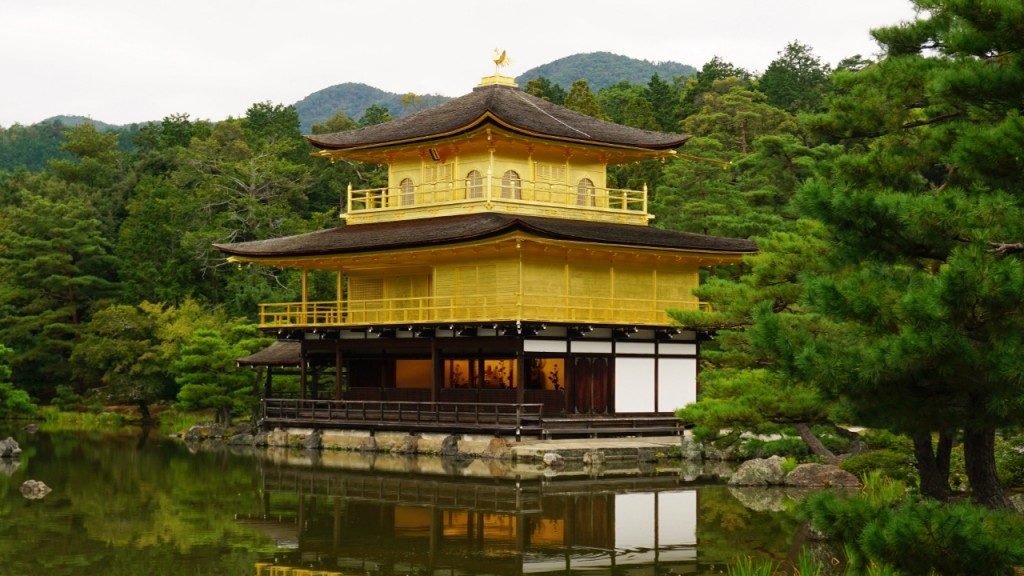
xmin=0 ymin=0 xmax=919 ymax=128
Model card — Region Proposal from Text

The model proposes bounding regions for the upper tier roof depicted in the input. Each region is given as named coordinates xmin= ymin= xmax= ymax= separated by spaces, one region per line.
xmin=305 ymin=83 xmax=692 ymax=152
xmin=214 ymin=212 xmax=758 ymax=258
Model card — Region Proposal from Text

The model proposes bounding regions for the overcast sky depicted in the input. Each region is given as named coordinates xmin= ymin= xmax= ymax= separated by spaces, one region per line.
xmin=1 ymin=0 xmax=920 ymax=128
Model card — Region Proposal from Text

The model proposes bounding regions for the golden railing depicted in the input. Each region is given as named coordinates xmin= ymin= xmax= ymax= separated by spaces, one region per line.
xmin=257 ymin=293 xmax=707 ymax=329
xmin=347 ymin=176 xmax=647 ymax=215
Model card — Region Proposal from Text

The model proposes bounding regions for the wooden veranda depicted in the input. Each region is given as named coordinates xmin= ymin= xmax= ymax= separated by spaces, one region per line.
xmin=260 ymin=397 xmax=683 ymax=439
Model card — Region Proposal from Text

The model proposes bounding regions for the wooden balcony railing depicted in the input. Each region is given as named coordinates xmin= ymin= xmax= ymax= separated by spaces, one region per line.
xmin=345 ymin=176 xmax=648 ymax=222
xmin=263 ymin=399 xmax=544 ymax=435
xmin=258 ymin=293 xmax=707 ymax=329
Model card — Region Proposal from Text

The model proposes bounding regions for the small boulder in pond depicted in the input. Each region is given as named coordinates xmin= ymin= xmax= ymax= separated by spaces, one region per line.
xmin=20 ymin=479 xmax=51 ymax=500
xmin=785 ymin=463 xmax=861 ymax=488
xmin=0 ymin=437 xmax=21 ymax=458
xmin=728 ymin=456 xmax=786 ymax=486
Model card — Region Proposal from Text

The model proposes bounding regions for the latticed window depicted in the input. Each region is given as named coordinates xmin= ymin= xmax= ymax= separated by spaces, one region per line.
xmin=501 ymin=170 xmax=521 ymax=199
xmin=536 ymin=163 xmax=566 ymax=182
xmin=577 ymin=177 xmax=596 ymax=206
xmin=466 ymin=170 xmax=483 ymax=198
xmin=426 ymin=164 xmax=453 ymax=183
xmin=400 ymin=178 xmax=415 ymax=206
xmin=348 ymin=277 xmax=384 ymax=302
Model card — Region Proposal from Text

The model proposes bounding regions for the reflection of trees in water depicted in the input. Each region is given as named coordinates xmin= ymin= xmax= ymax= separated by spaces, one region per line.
xmin=0 ymin=429 xmax=269 ymax=574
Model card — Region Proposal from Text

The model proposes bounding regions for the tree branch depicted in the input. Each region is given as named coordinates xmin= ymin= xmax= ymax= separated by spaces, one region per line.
xmin=901 ymin=111 xmax=964 ymax=129
xmin=988 ymin=241 xmax=1024 ymax=255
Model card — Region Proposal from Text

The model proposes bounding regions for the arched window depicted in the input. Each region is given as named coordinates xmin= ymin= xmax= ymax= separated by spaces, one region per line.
xmin=466 ymin=170 xmax=483 ymax=198
xmin=577 ymin=177 xmax=596 ymax=206
xmin=501 ymin=170 xmax=521 ymax=199
xmin=400 ymin=178 xmax=415 ymax=206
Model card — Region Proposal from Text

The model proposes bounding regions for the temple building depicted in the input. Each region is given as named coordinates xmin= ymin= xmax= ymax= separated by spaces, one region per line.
xmin=217 ymin=69 xmax=756 ymax=437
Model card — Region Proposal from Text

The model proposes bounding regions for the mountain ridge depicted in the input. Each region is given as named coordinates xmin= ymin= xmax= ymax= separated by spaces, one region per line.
xmin=16 ymin=52 xmax=696 ymax=134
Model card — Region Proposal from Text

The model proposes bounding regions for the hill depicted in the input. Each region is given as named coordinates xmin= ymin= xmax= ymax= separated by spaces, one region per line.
xmin=293 ymin=83 xmax=450 ymax=133
xmin=516 ymin=52 xmax=697 ymax=91
xmin=1 ymin=52 xmax=700 ymax=171
xmin=42 ymin=115 xmax=127 ymax=131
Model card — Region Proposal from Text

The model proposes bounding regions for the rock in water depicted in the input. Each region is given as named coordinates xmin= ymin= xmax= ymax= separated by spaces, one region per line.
xmin=20 ymin=479 xmax=52 ymax=499
xmin=0 ymin=437 xmax=21 ymax=458
xmin=728 ymin=456 xmax=787 ymax=486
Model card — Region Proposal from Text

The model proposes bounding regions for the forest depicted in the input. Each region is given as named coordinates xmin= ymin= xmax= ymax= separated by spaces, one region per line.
xmin=2 ymin=0 xmax=1024 ymax=569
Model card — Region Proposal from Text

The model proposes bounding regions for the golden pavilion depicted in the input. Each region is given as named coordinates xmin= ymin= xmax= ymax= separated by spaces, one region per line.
xmin=217 ymin=71 xmax=756 ymax=437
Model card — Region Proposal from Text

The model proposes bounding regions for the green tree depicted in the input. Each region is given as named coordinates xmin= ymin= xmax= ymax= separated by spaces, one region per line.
xmin=116 ymin=175 xmax=205 ymax=304
xmin=644 ymin=73 xmax=681 ymax=131
xmin=173 ymin=119 xmax=312 ymax=315
xmin=597 ymin=80 xmax=645 ymax=124
xmin=309 ymin=111 xmax=384 ymax=214
xmin=48 ymin=123 xmax=132 ymax=237
xmin=621 ymin=97 xmax=660 ymax=131
xmin=131 ymin=113 xmax=213 ymax=178
xmin=564 ymin=80 xmax=604 ymax=119
xmin=651 ymin=137 xmax=738 ymax=235
xmin=672 ymin=221 xmax=843 ymax=460
xmin=0 ymin=344 xmax=36 ymax=418
xmin=0 ymin=188 xmax=120 ymax=397
xmin=794 ymin=0 xmax=1024 ymax=509
xmin=682 ymin=78 xmax=799 ymax=156
xmin=357 ymin=104 xmax=394 ymax=128
xmin=758 ymin=41 xmax=832 ymax=114
xmin=680 ymin=56 xmax=753 ymax=118
xmin=524 ymin=76 xmax=567 ymax=105
xmin=173 ymin=324 xmax=267 ymax=424
xmin=310 ymin=111 xmax=357 ymax=135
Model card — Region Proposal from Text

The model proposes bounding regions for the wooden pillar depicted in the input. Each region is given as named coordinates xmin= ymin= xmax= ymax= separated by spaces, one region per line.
xmin=515 ymin=349 xmax=525 ymax=407
xmin=335 ymin=345 xmax=344 ymax=400
xmin=300 ymin=351 xmax=308 ymax=401
xmin=264 ymin=366 xmax=272 ymax=399
xmin=431 ymin=339 xmax=440 ymax=404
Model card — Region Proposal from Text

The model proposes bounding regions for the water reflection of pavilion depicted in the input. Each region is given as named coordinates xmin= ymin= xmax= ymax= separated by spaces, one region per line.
xmin=243 ymin=462 xmax=700 ymax=576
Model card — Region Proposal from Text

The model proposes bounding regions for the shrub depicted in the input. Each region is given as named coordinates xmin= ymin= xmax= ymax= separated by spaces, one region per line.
xmin=0 ymin=381 xmax=37 ymax=419
xmin=811 ymin=424 xmax=851 ymax=454
xmin=861 ymin=429 xmax=913 ymax=452
xmin=840 ymin=449 xmax=917 ymax=484
xmin=995 ymin=435 xmax=1024 ymax=488
xmin=52 ymin=384 xmax=82 ymax=412
xmin=802 ymin=471 xmax=1024 ymax=576
xmin=738 ymin=436 xmax=809 ymax=459
xmin=861 ymin=499 xmax=1024 ymax=576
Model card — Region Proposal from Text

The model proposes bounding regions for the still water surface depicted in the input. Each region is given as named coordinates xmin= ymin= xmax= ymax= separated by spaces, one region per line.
xmin=0 ymin=428 xmax=806 ymax=575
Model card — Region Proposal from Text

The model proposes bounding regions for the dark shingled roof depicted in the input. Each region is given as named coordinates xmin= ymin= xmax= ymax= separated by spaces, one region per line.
xmin=305 ymin=83 xmax=691 ymax=151
xmin=214 ymin=213 xmax=758 ymax=258
xmin=237 ymin=340 xmax=302 ymax=366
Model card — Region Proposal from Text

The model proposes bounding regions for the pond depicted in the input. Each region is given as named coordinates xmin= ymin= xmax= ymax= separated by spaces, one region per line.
xmin=0 ymin=427 xmax=815 ymax=576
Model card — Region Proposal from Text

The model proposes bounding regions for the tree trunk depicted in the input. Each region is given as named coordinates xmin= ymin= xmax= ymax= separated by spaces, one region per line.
xmin=936 ymin=428 xmax=953 ymax=482
xmin=794 ymin=423 xmax=837 ymax=464
xmin=963 ymin=427 xmax=1012 ymax=510
xmin=912 ymin=431 xmax=951 ymax=500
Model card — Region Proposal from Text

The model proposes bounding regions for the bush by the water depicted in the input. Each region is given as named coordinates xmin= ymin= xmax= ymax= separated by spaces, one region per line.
xmin=801 ymin=472 xmax=1024 ymax=575
xmin=52 ymin=384 xmax=82 ymax=412
xmin=0 ymin=381 xmax=36 ymax=419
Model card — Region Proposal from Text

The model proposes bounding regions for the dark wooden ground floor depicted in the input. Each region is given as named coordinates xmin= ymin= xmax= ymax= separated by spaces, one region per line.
xmin=241 ymin=322 xmax=696 ymax=439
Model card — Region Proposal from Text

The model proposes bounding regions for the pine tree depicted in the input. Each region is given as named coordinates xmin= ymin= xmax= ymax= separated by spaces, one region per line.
xmin=795 ymin=0 xmax=1024 ymax=509
xmin=0 ymin=187 xmax=120 ymax=396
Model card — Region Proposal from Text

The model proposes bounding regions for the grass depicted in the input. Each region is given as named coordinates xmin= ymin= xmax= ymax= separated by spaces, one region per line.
xmin=37 ymin=405 xmax=127 ymax=430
